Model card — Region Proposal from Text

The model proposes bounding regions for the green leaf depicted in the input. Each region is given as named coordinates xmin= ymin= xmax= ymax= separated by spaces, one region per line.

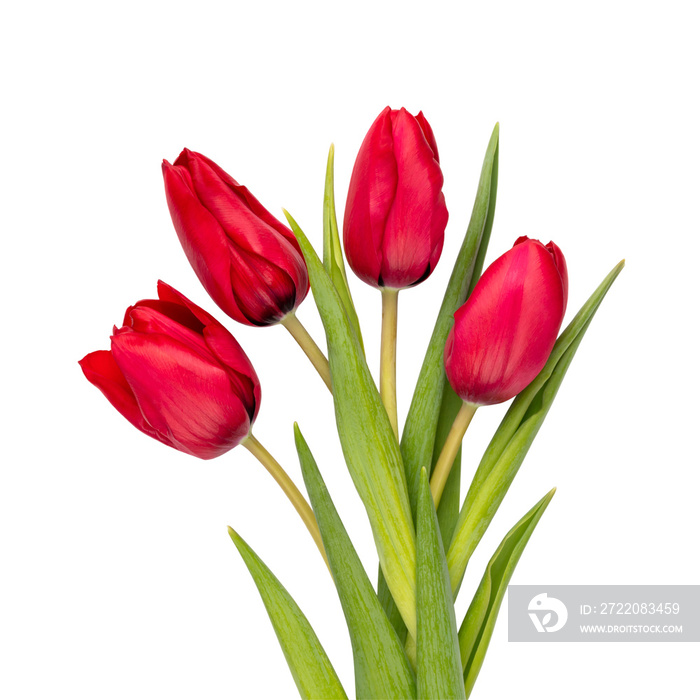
xmin=294 ymin=425 xmax=417 ymax=700
xmin=416 ymin=468 xmax=466 ymax=700
xmin=377 ymin=567 xmax=407 ymax=644
xmin=459 ymin=489 xmax=555 ymax=698
xmin=466 ymin=132 xmax=499 ymax=296
xmin=447 ymin=260 xmax=625 ymax=593
xmin=401 ymin=124 xmax=500 ymax=516
xmin=433 ymin=136 xmax=499 ymax=548
xmin=285 ymin=210 xmax=418 ymax=640
xmin=380 ymin=127 xmax=499 ymax=637
xmin=228 ymin=527 xmax=348 ymax=700
xmin=322 ymin=144 xmax=365 ymax=355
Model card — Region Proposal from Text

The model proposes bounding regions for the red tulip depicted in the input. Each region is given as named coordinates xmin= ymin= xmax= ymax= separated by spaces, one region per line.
xmin=79 ymin=282 xmax=261 ymax=459
xmin=162 ymin=149 xmax=309 ymax=326
xmin=343 ymin=106 xmax=448 ymax=289
xmin=444 ymin=237 xmax=568 ymax=406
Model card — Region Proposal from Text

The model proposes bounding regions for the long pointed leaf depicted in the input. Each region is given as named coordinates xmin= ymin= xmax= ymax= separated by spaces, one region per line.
xmin=228 ymin=527 xmax=348 ymax=700
xmin=459 ymin=489 xmax=555 ymax=698
xmin=380 ymin=126 xmax=499 ymax=634
xmin=466 ymin=134 xmax=499 ymax=297
xmin=285 ymin=210 xmax=418 ymax=640
xmin=377 ymin=566 xmax=407 ymax=643
xmin=322 ymin=144 xmax=365 ymax=354
xmin=447 ymin=260 xmax=625 ymax=593
xmin=401 ymin=124 xmax=500 ymax=516
xmin=416 ymin=469 xmax=466 ymax=700
xmin=294 ymin=425 xmax=416 ymax=699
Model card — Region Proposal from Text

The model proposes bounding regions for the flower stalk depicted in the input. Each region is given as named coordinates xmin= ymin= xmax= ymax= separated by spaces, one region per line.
xmin=281 ymin=313 xmax=332 ymax=392
xmin=242 ymin=433 xmax=329 ymax=569
xmin=430 ymin=402 xmax=478 ymax=508
xmin=380 ymin=288 xmax=400 ymax=439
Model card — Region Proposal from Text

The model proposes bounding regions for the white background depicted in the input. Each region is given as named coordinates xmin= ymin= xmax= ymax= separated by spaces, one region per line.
xmin=2 ymin=1 xmax=698 ymax=698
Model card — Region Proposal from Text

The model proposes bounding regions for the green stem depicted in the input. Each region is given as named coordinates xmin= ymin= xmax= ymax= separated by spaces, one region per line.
xmin=430 ymin=402 xmax=478 ymax=508
xmin=404 ymin=633 xmax=417 ymax=670
xmin=242 ymin=434 xmax=329 ymax=569
xmin=281 ymin=313 xmax=332 ymax=392
xmin=380 ymin=288 xmax=400 ymax=439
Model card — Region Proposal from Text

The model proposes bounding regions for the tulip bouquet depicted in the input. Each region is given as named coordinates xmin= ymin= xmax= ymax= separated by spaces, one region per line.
xmin=80 ymin=107 xmax=623 ymax=699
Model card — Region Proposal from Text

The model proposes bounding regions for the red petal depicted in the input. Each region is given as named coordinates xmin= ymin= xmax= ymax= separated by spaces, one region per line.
xmin=156 ymin=281 xmax=217 ymax=328
xmin=228 ymin=245 xmax=300 ymax=324
xmin=162 ymin=160 xmax=245 ymax=323
xmin=177 ymin=149 xmax=301 ymax=253
xmin=125 ymin=304 xmax=212 ymax=360
xmin=79 ymin=350 xmax=170 ymax=446
xmin=414 ymin=111 xmax=440 ymax=162
xmin=111 ymin=333 xmax=250 ymax=459
xmin=343 ymin=106 xmax=397 ymax=287
xmin=123 ymin=298 xmax=205 ymax=335
xmin=446 ymin=239 xmax=565 ymax=405
xmin=380 ymin=108 xmax=447 ymax=288
xmin=157 ymin=281 xmax=260 ymax=420
xmin=203 ymin=323 xmax=261 ymax=422
xmin=165 ymin=154 xmax=308 ymax=325
xmin=546 ymin=240 xmax=569 ymax=312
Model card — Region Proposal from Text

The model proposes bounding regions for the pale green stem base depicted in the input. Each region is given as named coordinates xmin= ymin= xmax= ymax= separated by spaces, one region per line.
xmin=430 ymin=402 xmax=478 ymax=508
xmin=380 ymin=288 xmax=399 ymax=439
xmin=405 ymin=633 xmax=417 ymax=670
xmin=243 ymin=434 xmax=329 ymax=569
xmin=281 ymin=313 xmax=333 ymax=392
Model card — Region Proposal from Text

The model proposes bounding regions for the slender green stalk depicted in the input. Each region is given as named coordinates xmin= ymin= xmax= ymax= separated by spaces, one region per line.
xmin=281 ymin=313 xmax=333 ymax=392
xmin=380 ymin=288 xmax=400 ymax=439
xmin=430 ymin=402 xmax=478 ymax=508
xmin=405 ymin=634 xmax=417 ymax=670
xmin=242 ymin=434 xmax=329 ymax=569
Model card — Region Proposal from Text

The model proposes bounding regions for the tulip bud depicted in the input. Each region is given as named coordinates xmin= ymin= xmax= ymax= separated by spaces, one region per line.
xmin=343 ymin=107 xmax=448 ymax=290
xmin=444 ymin=237 xmax=568 ymax=406
xmin=79 ymin=282 xmax=261 ymax=459
xmin=162 ymin=149 xmax=309 ymax=326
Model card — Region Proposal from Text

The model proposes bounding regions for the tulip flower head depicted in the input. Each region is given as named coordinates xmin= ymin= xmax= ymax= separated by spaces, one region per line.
xmin=162 ymin=149 xmax=309 ymax=326
xmin=79 ymin=282 xmax=261 ymax=459
xmin=343 ymin=106 xmax=448 ymax=290
xmin=445 ymin=237 xmax=568 ymax=406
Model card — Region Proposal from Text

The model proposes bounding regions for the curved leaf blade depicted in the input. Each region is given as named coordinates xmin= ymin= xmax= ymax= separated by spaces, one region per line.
xmin=417 ymin=469 xmax=465 ymax=700
xmin=377 ymin=566 xmax=407 ymax=643
xmin=285 ymin=210 xmax=418 ymax=640
xmin=294 ymin=424 xmax=416 ymax=699
xmin=322 ymin=144 xmax=365 ymax=355
xmin=401 ymin=124 xmax=500 ymax=515
xmin=228 ymin=527 xmax=348 ymax=700
xmin=375 ymin=125 xmax=499 ymax=637
xmin=447 ymin=260 xmax=625 ymax=593
xmin=459 ymin=489 xmax=555 ymax=698
xmin=379 ymin=126 xmax=499 ymax=632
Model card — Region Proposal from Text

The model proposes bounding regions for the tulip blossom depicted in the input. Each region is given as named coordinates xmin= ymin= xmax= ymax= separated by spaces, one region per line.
xmin=343 ymin=106 xmax=448 ymax=290
xmin=79 ymin=281 xmax=260 ymax=459
xmin=81 ymin=113 xmax=626 ymax=693
xmin=162 ymin=149 xmax=309 ymax=327
xmin=430 ymin=237 xmax=568 ymax=507
xmin=342 ymin=107 xmax=449 ymax=435
xmin=445 ymin=236 xmax=568 ymax=406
